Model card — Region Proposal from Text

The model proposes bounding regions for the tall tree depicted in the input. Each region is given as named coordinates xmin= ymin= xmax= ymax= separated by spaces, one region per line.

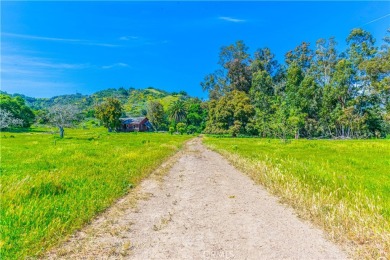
xmin=285 ymin=42 xmax=314 ymax=73
xmin=201 ymin=40 xmax=252 ymax=99
xmin=147 ymin=100 xmax=165 ymax=131
xmin=220 ymin=40 xmax=252 ymax=93
xmin=249 ymin=70 xmax=275 ymax=137
xmin=313 ymin=37 xmax=338 ymax=87
xmin=251 ymin=47 xmax=281 ymax=78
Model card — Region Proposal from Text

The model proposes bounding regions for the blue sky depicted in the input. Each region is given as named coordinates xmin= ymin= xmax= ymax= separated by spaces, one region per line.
xmin=1 ymin=1 xmax=389 ymax=99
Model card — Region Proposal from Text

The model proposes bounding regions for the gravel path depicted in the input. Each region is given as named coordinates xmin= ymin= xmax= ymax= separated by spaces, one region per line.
xmin=47 ymin=137 xmax=347 ymax=259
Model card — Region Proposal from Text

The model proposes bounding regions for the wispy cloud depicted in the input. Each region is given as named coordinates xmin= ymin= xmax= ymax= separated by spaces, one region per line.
xmin=1 ymin=54 xmax=89 ymax=71
xmin=0 ymin=78 xmax=81 ymax=98
xmin=0 ymin=51 xmax=88 ymax=97
xmin=362 ymin=13 xmax=390 ymax=26
xmin=101 ymin=63 xmax=130 ymax=69
xmin=218 ymin=16 xmax=246 ymax=23
xmin=119 ymin=35 xmax=140 ymax=41
xmin=2 ymin=32 xmax=119 ymax=47
xmin=118 ymin=35 xmax=170 ymax=47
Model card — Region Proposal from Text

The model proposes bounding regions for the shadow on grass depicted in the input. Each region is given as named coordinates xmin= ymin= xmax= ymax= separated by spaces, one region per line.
xmin=1 ymin=128 xmax=50 ymax=133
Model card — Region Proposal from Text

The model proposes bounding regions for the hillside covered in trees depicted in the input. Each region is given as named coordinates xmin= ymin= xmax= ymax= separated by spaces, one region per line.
xmin=0 ymin=87 xmax=187 ymax=117
xmin=0 ymin=87 xmax=207 ymax=134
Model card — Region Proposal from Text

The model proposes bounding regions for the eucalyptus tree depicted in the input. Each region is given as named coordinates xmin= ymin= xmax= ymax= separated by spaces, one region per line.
xmin=313 ymin=37 xmax=338 ymax=87
xmin=201 ymin=40 xmax=252 ymax=98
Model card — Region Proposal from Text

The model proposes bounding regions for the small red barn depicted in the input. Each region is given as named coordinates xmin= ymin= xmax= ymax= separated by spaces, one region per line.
xmin=119 ymin=117 xmax=152 ymax=132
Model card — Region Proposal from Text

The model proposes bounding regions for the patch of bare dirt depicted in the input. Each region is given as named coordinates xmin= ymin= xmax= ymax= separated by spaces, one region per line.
xmin=47 ymin=137 xmax=347 ymax=259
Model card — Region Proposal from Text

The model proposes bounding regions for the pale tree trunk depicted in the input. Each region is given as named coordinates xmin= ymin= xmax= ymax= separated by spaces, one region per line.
xmin=295 ymin=129 xmax=299 ymax=139
xmin=59 ymin=126 xmax=64 ymax=138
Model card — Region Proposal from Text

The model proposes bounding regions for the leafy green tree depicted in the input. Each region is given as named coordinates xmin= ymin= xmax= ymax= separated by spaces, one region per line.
xmin=176 ymin=122 xmax=186 ymax=135
xmin=347 ymin=28 xmax=376 ymax=67
xmin=147 ymin=100 xmax=165 ymax=131
xmin=270 ymin=99 xmax=294 ymax=142
xmin=185 ymin=98 xmax=207 ymax=133
xmin=95 ymin=98 xmax=123 ymax=132
xmin=251 ymin=47 xmax=281 ymax=78
xmin=169 ymin=126 xmax=175 ymax=135
xmin=0 ymin=94 xmax=35 ymax=127
xmin=205 ymin=91 xmax=254 ymax=135
xmin=285 ymin=42 xmax=314 ymax=72
xmin=284 ymin=62 xmax=305 ymax=138
xmin=201 ymin=40 xmax=251 ymax=99
xmin=201 ymin=28 xmax=389 ymax=138
xmin=230 ymin=120 xmax=242 ymax=137
xmin=220 ymin=40 xmax=252 ymax=93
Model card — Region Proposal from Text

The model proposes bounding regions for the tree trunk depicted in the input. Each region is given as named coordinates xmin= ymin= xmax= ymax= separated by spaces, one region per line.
xmin=59 ymin=126 xmax=64 ymax=138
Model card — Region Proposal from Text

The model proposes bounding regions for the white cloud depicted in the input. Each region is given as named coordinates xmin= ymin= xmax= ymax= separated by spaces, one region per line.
xmin=1 ymin=54 xmax=89 ymax=71
xmin=119 ymin=35 xmax=140 ymax=41
xmin=0 ymin=50 xmax=88 ymax=97
xmin=2 ymin=32 xmax=119 ymax=47
xmin=218 ymin=16 xmax=246 ymax=23
xmin=101 ymin=63 xmax=130 ymax=69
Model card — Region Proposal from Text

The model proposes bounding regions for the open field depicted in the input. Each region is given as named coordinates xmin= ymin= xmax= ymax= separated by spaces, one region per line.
xmin=0 ymin=128 xmax=191 ymax=259
xmin=48 ymin=138 xmax=346 ymax=259
xmin=203 ymin=137 xmax=390 ymax=258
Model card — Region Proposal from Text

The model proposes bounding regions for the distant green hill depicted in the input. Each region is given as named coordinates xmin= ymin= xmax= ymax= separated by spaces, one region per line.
xmin=1 ymin=87 xmax=189 ymax=116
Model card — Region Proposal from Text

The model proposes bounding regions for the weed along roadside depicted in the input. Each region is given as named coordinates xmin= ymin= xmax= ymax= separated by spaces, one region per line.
xmin=203 ymin=136 xmax=390 ymax=258
xmin=0 ymin=128 xmax=192 ymax=259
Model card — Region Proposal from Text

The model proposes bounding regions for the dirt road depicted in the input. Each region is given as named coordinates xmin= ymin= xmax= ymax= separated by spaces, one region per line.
xmin=48 ymin=137 xmax=347 ymax=259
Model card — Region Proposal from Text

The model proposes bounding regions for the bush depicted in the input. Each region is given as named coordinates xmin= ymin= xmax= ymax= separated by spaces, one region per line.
xmin=169 ymin=126 xmax=175 ymax=135
xmin=176 ymin=122 xmax=186 ymax=135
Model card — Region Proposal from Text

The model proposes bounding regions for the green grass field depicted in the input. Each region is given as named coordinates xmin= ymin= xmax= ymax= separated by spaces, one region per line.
xmin=203 ymin=137 xmax=390 ymax=258
xmin=0 ymin=128 xmax=191 ymax=259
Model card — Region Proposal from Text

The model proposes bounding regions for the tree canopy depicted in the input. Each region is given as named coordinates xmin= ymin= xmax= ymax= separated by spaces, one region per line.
xmin=95 ymin=98 xmax=124 ymax=132
xmin=0 ymin=94 xmax=35 ymax=127
xmin=201 ymin=28 xmax=390 ymax=138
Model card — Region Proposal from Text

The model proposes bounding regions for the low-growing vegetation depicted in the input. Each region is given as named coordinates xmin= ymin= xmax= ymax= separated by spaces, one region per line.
xmin=203 ymin=136 xmax=390 ymax=258
xmin=0 ymin=128 xmax=191 ymax=259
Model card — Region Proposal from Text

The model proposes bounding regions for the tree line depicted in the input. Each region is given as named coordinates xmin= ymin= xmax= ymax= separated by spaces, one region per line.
xmin=93 ymin=97 xmax=207 ymax=135
xmin=1 ymin=28 xmax=388 ymax=139
xmin=201 ymin=28 xmax=389 ymax=139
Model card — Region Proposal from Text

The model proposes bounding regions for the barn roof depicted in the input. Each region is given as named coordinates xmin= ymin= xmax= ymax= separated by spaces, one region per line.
xmin=119 ymin=117 xmax=148 ymax=124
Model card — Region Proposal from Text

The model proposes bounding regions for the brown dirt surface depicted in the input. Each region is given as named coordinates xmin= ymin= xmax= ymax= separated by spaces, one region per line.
xmin=47 ymin=137 xmax=347 ymax=259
